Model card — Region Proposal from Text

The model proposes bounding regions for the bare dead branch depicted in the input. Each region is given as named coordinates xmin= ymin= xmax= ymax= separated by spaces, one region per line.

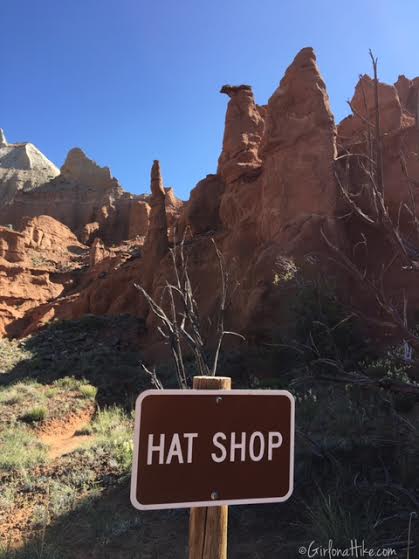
xmin=141 ymin=363 xmax=164 ymax=390
xmin=135 ymin=238 xmax=244 ymax=387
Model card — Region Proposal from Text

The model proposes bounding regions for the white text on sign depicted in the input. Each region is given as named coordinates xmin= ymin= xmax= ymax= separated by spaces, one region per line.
xmin=146 ymin=431 xmax=283 ymax=465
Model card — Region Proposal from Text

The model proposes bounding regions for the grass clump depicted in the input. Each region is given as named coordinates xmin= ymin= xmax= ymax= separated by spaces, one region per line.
xmin=78 ymin=384 xmax=97 ymax=400
xmin=302 ymin=486 xmax=381 ymax=547
xmin=52 ymin=377 xmax=83 ymax=391
xmin=0 ymin=381 xmax=44 ymax=406
xmin=89 ymin=407 xmax=133 ymax=472
xmin=52 ymin=377 xmax=97 ymax=399
xmin=20 ymin=406 xmax=48 ymax=424
xmin=0 ymin=425 xmax=48 ymax=471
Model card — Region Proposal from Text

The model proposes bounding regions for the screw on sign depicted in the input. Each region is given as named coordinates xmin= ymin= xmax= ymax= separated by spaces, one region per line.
xmin=130 ymin=376 xmax=295 ymax=559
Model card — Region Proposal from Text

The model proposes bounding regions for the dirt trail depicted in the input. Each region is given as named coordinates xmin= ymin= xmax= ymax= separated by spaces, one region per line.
xmin=38 ymin=406 xmax=95 ymax=459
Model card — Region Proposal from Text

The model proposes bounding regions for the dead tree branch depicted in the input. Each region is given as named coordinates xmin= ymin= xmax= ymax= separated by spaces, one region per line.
xmin=135 ymin=235 xmax=244 ymax=388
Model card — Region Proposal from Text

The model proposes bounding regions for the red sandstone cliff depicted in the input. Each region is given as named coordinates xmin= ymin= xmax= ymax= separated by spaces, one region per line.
xmin=2 ymin=47 xmax=419 ymax=349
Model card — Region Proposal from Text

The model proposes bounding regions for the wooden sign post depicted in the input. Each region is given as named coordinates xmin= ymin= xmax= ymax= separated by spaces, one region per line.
xmin=188 ymin=376 xmax=231 ymax=559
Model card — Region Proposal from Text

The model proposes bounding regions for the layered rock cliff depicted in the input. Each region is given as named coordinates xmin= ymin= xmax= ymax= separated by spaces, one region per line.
xmin=0 ymin=143 xmax=183 ymax=244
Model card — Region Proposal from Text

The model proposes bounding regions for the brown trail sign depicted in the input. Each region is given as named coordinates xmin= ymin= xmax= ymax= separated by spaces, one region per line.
xmin=130 ymin=386 xmax=295 ymax=510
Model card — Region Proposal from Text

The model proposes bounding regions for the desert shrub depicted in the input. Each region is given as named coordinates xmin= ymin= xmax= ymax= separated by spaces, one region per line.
xmin=31 ymin=504 xmax=49 ymax=528
xmin=60 ymin=467 xmax=96 ymax=490
xmin=20 ymin=406 xmax=48 ymax=424
xmin=78 ymin=384 xmax=97 ymax=399
xmin=49 ymin=481 xmax=78 ymax=517
xmin=0 ymin=425 xmax=48 ymax=470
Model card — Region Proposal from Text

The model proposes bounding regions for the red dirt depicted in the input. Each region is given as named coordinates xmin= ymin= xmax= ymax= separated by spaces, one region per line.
xmin=37 ymin=405 xmax=95 ymax=460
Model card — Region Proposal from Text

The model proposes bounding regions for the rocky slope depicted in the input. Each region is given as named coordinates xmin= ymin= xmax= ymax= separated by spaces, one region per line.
xmin=2 ymin=47 xmax=419 ymax=350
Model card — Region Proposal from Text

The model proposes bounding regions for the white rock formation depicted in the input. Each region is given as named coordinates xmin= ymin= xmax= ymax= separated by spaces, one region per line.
xmin=0 ymin=131 xmax=59 ymax=206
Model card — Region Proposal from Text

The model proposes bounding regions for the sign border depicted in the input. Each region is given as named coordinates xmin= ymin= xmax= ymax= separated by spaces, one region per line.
xmin=130 ymin=389 xmax=295 ymax=511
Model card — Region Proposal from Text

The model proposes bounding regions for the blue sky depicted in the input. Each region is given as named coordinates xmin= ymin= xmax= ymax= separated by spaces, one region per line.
xmin=1 ymin=0 xmax=419 ymax=200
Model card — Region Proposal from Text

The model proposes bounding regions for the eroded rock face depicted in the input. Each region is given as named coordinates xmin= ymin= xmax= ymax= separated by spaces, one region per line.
xmin=338 ymin=75 xmax=409 ymax=143
xmin=59 ymin=47 xmax=341 ymax=345
xmin=7 ymin=46 xmax=419 ymax=352
xmin=21 ymin=215 xmax=85 ymax=260
xmin=80 ymin=222 xmax=101 ymax=244
xmin=0 ymin=227 xmax=26 ymax=263
xmin=61 ymin=148 xmax=115 ymax=187
xmin=8 ymin=148 xmax=126 ymax=240
xmin=394 ymin=75 xmax=419 ymax=122
xmin=128 ymin=201 xmax=151 ymax=239
xmin=0 ymin=140 xmax=184 ymax=245
xmin=218 ymin=85 xmax=265 ymax=184
xmin=259 ymin=47 xmax=337 ymax=242
xmin=0 ymin=215 xmax=88 ymax=336
xmin=0 ymin=263 xmax=64 ymax=336
xmin=185 ymin=174 xmax=225 ymax=235
xmin=89 ymin=238 xmax=109 ymax=268
xmin=336 ymin=70 xmax=419 ymax=243
xmin=164 ymin=187 xmax=184 ymax=241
